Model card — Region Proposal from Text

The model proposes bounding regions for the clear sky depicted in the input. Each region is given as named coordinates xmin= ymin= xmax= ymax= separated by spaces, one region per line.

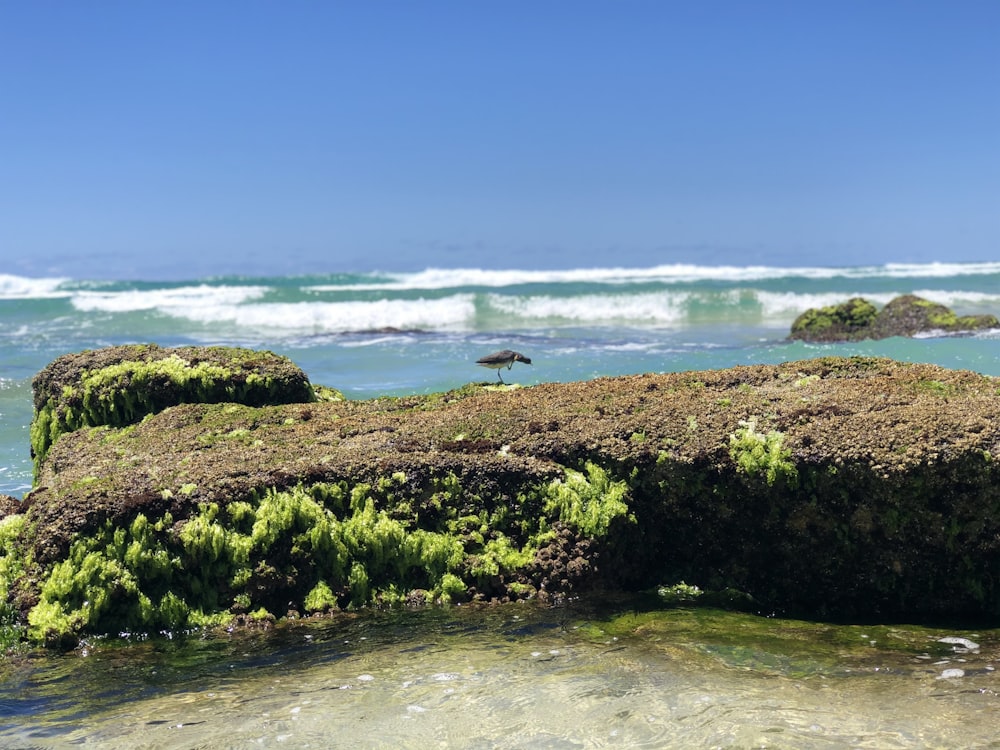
xmin=2 ymin=2 xmax=998 ymax=278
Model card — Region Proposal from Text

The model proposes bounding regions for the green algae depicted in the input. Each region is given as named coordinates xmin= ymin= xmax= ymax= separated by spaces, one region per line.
xmin=0 ymin=515 xmax=28 ymax=608
xmin=23 ymin=461 xmax=635 ymax=646
xmin=728 ymin=419 xmax=797 ymax=487
xmin=0 ymin=515 xmax=28 ymax=650
xmin=790 ymin=297 xmax=877 ymax=339
xmin=541 ymin=461 xmax=633 ymax=537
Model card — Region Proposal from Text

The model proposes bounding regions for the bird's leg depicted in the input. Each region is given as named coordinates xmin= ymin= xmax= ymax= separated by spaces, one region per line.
xmin=497 ymin=370 xmax=505 ymax=384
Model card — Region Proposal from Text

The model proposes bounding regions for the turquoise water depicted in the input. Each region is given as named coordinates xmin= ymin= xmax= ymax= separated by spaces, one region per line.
xmin=3 ymin=262 xmax=1000 ymax=497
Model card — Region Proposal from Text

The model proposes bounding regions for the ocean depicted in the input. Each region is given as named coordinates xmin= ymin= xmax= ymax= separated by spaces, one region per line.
xmin=3 ymin=261 xmax=1000 ymax=498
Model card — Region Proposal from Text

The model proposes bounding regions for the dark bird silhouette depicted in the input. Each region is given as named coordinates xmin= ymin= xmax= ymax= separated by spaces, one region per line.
xmin=475 ymin=350 xmax=532 ymax=384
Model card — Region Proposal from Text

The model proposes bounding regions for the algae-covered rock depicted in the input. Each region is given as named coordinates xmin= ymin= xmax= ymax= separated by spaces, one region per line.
xmin=8 ymin=349 xmax=1000 ymax=647
xmin=789 ymin=297 xmax=878 ymax=342
xmin=871 ymin=294 xmax=999 ymax=339
xmin=29 ymin=344 xmax=317 ymax=472
xmin=790 ymin=294 xmax=998 ymax=342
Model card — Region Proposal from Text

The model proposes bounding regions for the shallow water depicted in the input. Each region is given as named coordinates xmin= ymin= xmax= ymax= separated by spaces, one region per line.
xmin=2 ymin=602 xmax=998 ymax=749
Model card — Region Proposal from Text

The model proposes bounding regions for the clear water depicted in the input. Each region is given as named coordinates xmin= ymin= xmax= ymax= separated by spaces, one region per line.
xmin=2 ymin=603 xmax=998 ymax=749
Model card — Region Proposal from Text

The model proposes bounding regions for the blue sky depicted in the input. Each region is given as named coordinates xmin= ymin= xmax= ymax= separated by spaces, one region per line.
xmin=2 ymin=2 xmax=998 ymax=278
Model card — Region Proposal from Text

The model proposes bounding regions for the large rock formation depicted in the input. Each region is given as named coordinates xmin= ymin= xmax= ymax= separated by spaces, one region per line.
xmin=4 ymin=346 xmax=1000 ymax=647
xmin=790 ymin=294 xmax=998 ymax=342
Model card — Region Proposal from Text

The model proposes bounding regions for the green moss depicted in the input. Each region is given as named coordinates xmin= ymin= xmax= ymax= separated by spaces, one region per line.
xmin=790 ymin=298 xmax=878 ymax=338
xmin=0 ymin=514 xmax=28 ymax=602
xmin=0 ymin=514 xmax=29 ymax=649
xmin=729 ymin=418 xmax=798 ymax=487
xmin=313 ymin=385 xmax=345 ymax=402
xmin=24 ymin=475 xmax=489 ymax=642
xmin=470 ymin=533 xmax=535 ymax=582
xmin=304 ymin=581 xmax=338 ymax=612
xmin=928 ymin=310 xmax=959 ymax=327
xmin=347 ymin=561 xmax=370 ymax=607
xmin=915 ymin=379 xmax=957 ymax=398
xmin=791 ymin=308 xmax=835 ymax=332
xmin=437 ymin=573 xmax=467 ymax=603
xmin=19 ymin=457 xmax=647 ymax=645
xmin=657 ymin=581 xmax=704 ymax=603
xmin=542 ymin=461 xmax=634 ymax=537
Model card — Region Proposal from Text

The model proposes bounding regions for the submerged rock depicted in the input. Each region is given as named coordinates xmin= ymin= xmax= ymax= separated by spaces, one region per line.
xmin=789 ymin=294 xmax=998 ymax=342
xmin=5 ymin=348 xmax=1000 ymax=646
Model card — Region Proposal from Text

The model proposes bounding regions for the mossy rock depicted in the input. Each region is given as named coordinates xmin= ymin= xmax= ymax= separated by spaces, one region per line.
xmin=9 ymin=352 xmax=1000 ymax=647
xmin=789 ymin=297 xmax=878 ymax=342
xmin=29 ymin=344 xmax=318 ymax=472
xmin=871 ymin=294 xmax=999 ymax=338
xmin=790 ymin=294 xmax=998 ymax=342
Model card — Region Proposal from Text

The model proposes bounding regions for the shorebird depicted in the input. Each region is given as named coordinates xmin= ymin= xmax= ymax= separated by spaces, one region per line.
xmin=476 ymin=350 xmax=532 ymax=384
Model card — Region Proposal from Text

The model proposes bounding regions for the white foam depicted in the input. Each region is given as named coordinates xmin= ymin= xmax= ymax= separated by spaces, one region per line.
xmin=70 ymin=284 xmax=268 ymax=313
xmin=175 ymin=294 xmax=477 ymax=332
xmin=755 ymin=292 xmax=897 ymax=319
xmin=883 ymin=262 xmax=1000 ymax=278
xmin=0 ymin=274 xmax=72 ymax=299
xmin=486 ymin=291 xmax=689 ymax=324
xmin=910 ymin=289 xmax=1000 ymax=309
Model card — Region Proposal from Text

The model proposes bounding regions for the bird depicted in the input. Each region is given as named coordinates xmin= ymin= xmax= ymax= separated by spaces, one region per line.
xmin=475 ymin=350 xmax=532 ymax=384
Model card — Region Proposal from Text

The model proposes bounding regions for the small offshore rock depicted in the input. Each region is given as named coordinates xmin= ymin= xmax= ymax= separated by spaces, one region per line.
xmin=790 ymin=294 xmax=998 ymax=342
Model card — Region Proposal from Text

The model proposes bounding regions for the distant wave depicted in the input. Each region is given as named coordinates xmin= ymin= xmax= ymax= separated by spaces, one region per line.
xmin=70 ymin=284 xmax=269 ymax=312
xmin=311 ymin=262 xmax=1000 ymax=291
xmin=51 ymin=288 xmax=998 ymax=335
xmin=160 ymin=295 xmax=477 ymax=333
xmin=0 ymin=274 xmax=72 ymax=299
xmin=5 ymin=261 xmax=1000 ymax=300
xmin=4 ymin=262 xmax=999 ymax=338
